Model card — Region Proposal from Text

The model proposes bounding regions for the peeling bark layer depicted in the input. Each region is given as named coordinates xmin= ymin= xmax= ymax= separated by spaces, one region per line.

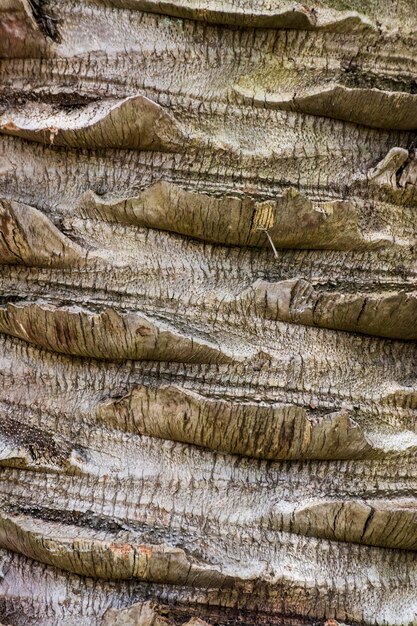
xmin=0 ymin=1 xmax=416 ymax=625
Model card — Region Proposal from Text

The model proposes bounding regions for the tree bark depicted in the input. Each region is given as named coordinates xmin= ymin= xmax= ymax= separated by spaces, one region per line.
xmin=0 ymin=1 xmax=416 ymax=624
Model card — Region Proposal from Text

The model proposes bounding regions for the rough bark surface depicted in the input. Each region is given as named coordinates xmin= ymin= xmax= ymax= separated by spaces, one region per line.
xmin=0 ymin=0 xmax=416 ymax=624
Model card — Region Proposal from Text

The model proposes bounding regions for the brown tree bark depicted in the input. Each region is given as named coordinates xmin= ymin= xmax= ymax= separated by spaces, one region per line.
xmin=0 ymin=1 xmax=416 ymax=624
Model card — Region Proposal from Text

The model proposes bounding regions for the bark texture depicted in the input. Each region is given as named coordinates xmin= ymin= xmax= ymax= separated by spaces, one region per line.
xmin=0 ymin=0 xmax=416 ymax=624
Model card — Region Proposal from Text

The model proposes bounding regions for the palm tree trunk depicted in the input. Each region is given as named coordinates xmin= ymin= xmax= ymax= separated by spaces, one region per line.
xmin=0 ymin=1 xmax=416 ymax=624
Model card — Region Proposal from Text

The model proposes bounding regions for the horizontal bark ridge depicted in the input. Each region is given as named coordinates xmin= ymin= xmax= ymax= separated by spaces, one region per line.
xmin=0 ymin=1 xmax=416 ymax=625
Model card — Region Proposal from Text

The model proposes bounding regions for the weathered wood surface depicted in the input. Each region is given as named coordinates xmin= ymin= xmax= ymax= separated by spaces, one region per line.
xmin=0 ymin=0 xmax=416 ymax=624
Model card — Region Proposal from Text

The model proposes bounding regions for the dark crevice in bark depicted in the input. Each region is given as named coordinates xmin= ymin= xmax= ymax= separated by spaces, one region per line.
xmin=27 ymin=0 xmax=61 ymax=42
